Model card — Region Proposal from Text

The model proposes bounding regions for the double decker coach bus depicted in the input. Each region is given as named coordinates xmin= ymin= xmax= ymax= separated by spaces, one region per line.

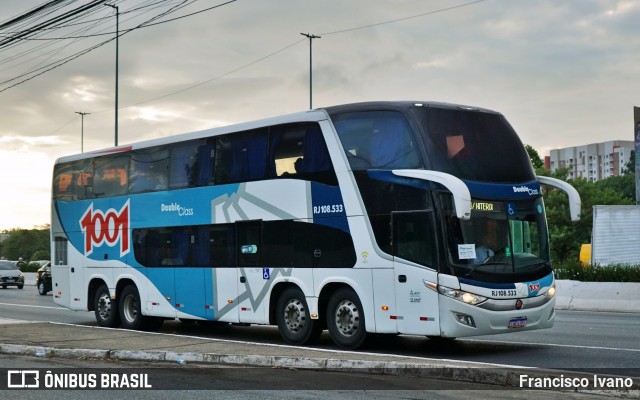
xmin=51 ymin=101 xmax=580 ymax=349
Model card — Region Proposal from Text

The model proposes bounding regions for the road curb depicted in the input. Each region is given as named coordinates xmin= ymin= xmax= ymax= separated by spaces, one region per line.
xmin=2 ymin=342 xmax=639 ymax=397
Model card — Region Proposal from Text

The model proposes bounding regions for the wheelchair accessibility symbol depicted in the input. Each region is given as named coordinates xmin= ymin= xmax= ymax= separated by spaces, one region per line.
xmin=507 ymin=203 xmax=516 ymax=216
xmin=262 ymin=268 xmax=270 ymax=280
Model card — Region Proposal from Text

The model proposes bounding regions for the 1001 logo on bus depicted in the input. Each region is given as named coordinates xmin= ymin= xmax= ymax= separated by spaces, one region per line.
xmin=80 ymin=200 xmax=130 ymax=257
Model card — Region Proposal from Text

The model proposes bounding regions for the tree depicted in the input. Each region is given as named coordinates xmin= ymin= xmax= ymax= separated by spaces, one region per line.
xmin=542 ymin=171 xmax=634 ymax=263
xmin=31 ymin=250 xmax=51 ymax=261
xmin=595 ymin=173 xmax=635 ymax=202
xmin=625 ymin=149 xmax=635 ymax=173
xmin=1 ymin=228 xmax=50 ymax=261
xmin=525 ymin=144 xmax=544 ymax=171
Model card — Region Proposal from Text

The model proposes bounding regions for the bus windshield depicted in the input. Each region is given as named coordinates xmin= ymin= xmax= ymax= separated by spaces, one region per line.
xmin=411 ymin=106 xmax=536 ymax=183
xmin=441 ymin=195 xmax=550 ymax=280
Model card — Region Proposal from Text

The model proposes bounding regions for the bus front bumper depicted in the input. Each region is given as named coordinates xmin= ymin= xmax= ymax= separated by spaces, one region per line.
xmin=437 ymin=294 xmax=556 ymax=338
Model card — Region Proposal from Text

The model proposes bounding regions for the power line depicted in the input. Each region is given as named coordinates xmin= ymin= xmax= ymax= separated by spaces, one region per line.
xmin=35 ymin=0 xmax=488 ymax=134
xmin=106 ymin=38 xmax=306 ymax=111
xmin=0 ymin=0 xmax=236 ymax=92
xmin=116 ymin=1 xmax=487 ymax=111
xmin=319 ymin=0 xmax=486 ymax=36
xmin=3 ymin=0 xmax=236 ymax=41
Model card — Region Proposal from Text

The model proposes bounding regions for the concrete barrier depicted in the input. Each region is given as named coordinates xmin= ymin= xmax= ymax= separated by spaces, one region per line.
xmin=555 ymin=280 xmax=640 ymax=313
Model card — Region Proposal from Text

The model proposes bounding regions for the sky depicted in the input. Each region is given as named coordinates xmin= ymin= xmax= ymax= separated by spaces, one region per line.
xmin=0 ymin=0 xmax=638 ymax=230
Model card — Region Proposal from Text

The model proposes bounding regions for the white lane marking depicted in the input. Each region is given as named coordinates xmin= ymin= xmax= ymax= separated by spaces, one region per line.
xmin=462 ymin=338 xmax=640 ymax=353
xmin=0 ymin=302 xmax=74 ymax=311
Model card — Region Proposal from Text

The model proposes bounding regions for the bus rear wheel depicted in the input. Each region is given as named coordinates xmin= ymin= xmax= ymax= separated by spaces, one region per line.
xmin=276 ymin=287 xmax=322 ymax=345
xmin=119 ymin=284 xmax=163 ymax=331
xmin=94 ymin=284 xmax=120 ymax=328
xmin=326 ymin=288 xmax=367 ymax=350
xmin=119 ymin=285 xmax=142 ymax=330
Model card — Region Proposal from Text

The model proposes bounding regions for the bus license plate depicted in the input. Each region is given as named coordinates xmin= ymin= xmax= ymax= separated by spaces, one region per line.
xmin=508 ymin=317 xmax=527 ymax=329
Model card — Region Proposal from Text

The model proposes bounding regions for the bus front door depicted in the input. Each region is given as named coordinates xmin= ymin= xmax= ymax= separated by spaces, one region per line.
xmin=392 ymin=211 xmax=440 ymax=336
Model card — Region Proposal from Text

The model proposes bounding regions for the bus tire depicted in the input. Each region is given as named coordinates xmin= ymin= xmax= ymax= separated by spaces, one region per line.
xmin=276 ymin=287 xmax=322 ymax=345
xmin=94 ymin=284 xmax=120 ymax=328
xmin=38 ymin=281 xmax=48 ymax=295
xmin=326 ymin=287 xmax=367 ymax=350
xmin=119 ymin=285 xmax=144 ymax=330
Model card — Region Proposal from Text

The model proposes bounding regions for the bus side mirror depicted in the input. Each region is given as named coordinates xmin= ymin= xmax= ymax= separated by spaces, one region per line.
xmin=537 ymin=175 xmax=581 ymax=221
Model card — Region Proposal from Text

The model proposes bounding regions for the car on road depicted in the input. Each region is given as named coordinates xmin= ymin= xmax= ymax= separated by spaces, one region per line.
xmin=0 ymin=260 xmax=25 ymax=289
xmin=36 ymin=261 xmax=52 ymax=295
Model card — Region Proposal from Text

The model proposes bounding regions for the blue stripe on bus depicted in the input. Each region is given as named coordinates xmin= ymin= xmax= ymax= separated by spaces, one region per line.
xmin=311 ymin=182 xmax=349 ymax=232
xmin=56 ymin=185 xmax=242 ymax=262
xmin=458 ymin=277 xmax=516 ymax=289
xmin=462 ymin=180 xmax=541 ymax=200
xmin=366 ymin=170 xmax=542 ymax=200
xmin=459 ymin=272 xmax=553 ymax=291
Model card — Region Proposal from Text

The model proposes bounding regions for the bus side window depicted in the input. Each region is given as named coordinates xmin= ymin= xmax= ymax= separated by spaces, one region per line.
xmin=53 ymin=160 xmax=93 ymax=200
xmin=268 ymin=123 xmax=337 ymax=185
xmin=300 ymin=124 xmax=332 ymax=174
xmin=215 ymin=129 xmax=268 ymax=184
xmin=269 ymin=125 xmax=305 ymax=177
xmin=189 ymin=140 xmax=215 ymax=187
xmin=210 ymin=224 xmax=236 ymax=267
xmin=333 ymin=111 xmax=420 ymax=170
xmin=54 ymin=237 xmax=68 ymax=265
xmin=94 ymin=156 xmax=129 ymax=197
xmin=130 ymin=147 xmax=169 ymax=193
xmin=393 ymin=211 xmax=437 ymax=267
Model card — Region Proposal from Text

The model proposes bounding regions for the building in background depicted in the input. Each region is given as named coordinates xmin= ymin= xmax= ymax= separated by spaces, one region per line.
xmin=546 ymin=140 xmax=634 ymax=182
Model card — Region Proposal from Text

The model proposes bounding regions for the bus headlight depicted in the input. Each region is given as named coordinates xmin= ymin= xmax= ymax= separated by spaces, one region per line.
xmin=545 ymin=285 xmax=556 ymax=299
xmin=437 ymin=285 xmax=487 ymax=306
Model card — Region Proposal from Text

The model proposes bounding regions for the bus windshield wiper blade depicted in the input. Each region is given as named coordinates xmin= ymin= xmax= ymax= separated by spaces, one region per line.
xmin=464 ymin=262 xmax=511 ymax=277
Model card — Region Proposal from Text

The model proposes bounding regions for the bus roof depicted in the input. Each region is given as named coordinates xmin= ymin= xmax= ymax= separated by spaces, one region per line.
xmin=54 ymin=101 xmax=501 ymax=165
xmin=324 ymin=101 xmax=502 ymax=116
xmin=55 ymin=108 xmax=329 ymax=164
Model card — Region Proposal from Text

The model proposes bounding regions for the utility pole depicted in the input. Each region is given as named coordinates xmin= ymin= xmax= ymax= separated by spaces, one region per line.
xmin=300 ymin=33 xmax=320 ymax=110
xmin=75 ymin=112 xmax=90 ymax=153
xmin=105 ymin=3 xmax=119 ymax=146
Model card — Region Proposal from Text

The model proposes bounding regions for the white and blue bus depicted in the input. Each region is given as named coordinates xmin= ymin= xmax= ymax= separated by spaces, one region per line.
xmin=51 ymin=101 xmax=580 ymax=349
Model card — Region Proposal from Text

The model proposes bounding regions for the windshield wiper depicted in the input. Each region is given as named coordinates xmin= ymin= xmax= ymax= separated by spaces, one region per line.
xmin=464 ymin=261 xmax=510 ymax=278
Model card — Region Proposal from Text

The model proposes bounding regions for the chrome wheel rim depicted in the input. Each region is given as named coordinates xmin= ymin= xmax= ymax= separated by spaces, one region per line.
xmin=334 ymin=299 xmax=359 ymax=337
xmin=283 ymin=298 xmax=306 ymax=333
xmin=123 ymin=294 xmax=138 ymax=324
xmin=97 ymin=292 xmax=112 ymax=320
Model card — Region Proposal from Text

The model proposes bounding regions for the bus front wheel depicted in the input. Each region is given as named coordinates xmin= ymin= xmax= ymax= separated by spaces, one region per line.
xmin=326 ymin=288 xmax=367 ymax=350
xmin=276 ymin=287 xmax=322 ymax=345
xmin=94 ymin=284 xmax=120 ymax=328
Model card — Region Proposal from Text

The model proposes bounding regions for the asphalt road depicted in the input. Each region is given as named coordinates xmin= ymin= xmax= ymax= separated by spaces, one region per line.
xmin=1 ymin=285 xmax=639 ymax=376
xmin=0 ymin=353 xmax=614 ymax=400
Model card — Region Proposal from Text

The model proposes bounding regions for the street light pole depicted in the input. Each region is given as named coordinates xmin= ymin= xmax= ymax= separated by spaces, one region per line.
xmin=300 ymin=33 xmax=320 ymax=110
xmin=105 ymin=3 xmax=119 ymax=147
xmin=75 ymin=112 xmax=90 ymax=153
